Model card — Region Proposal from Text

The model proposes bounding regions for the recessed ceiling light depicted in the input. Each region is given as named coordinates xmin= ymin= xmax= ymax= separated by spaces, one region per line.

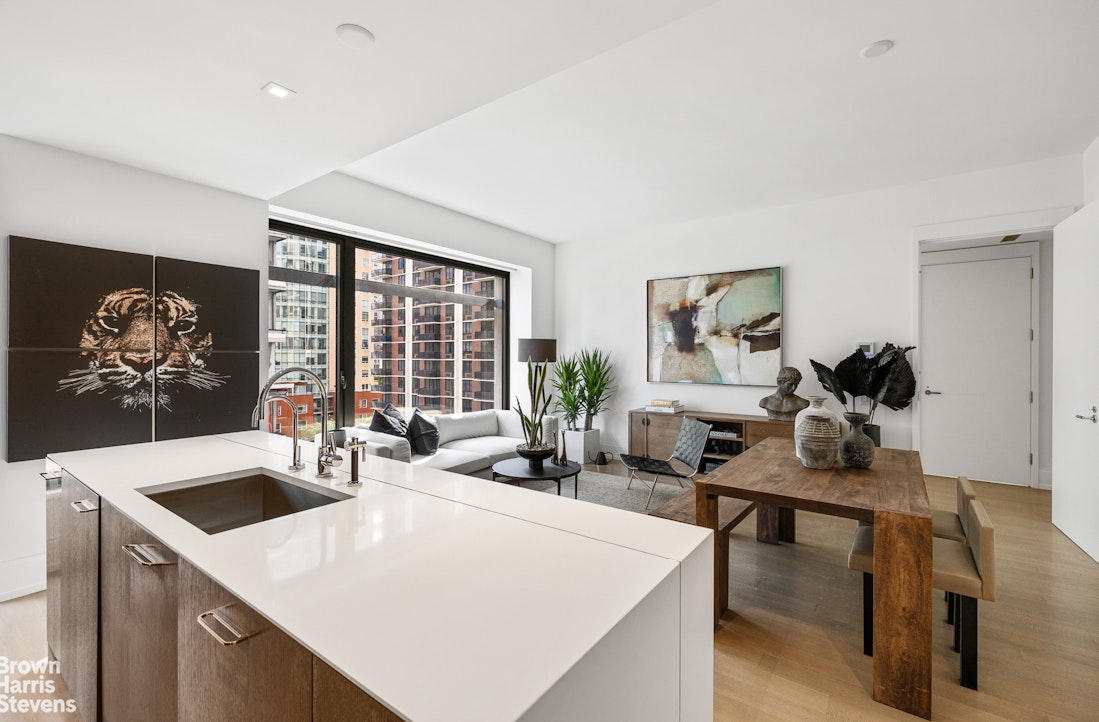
xmin=261 ymin=81 xmax=296 ymax=99
xmin=859 ymin=40 xmax=894 ymax=59
xmin=336 ymin=23 xmax=375 ymax=49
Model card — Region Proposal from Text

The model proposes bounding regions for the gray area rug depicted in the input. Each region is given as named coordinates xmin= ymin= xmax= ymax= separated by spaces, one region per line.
xmin=519 ymin=469 xmax=687 ymax=513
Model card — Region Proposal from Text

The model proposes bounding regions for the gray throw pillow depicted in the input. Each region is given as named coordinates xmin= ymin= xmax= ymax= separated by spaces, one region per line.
xmin=406 ymin=409 xmax=439 ymax=455
xmin=369 ymin=403 xmax=408 ymax=437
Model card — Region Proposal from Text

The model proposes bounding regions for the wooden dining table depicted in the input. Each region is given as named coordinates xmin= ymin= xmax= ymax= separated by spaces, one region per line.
xmin=696 ymin=437 xmax=932 ymax=719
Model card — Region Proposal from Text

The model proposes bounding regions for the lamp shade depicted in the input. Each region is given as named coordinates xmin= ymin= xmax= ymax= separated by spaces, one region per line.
xmin=518 ymin=338 xmax=556 ymax=364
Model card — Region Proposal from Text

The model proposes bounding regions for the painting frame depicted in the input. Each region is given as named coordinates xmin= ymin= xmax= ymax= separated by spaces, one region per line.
xmin=647 ymin=266 xmax=782 ymax=387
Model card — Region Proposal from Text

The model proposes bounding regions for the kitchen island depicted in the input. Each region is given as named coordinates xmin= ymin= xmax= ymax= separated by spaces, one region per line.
xmin=47 ymin=431 xmax=713 ymax=721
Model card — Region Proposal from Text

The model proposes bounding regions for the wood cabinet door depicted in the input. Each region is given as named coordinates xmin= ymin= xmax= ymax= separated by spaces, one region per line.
xmin=59 ymin=472 xmax=99 ymax=722
xmin=628 ymin=411 xmax=648 ymax=455
xmin=645 ymin=413 xmax=683 ymax=459
xmin=745 ymin=419 xmax=794 ymax=447
xmin=44 ymin=471 xmax=63 ymax=662
xmin=313 ymin=657 xmax=401 ymax=721
xmin=100 ymin=501 xmax=178 ymax=721
xmin=177 ymin=559 xmax=312 ymax=721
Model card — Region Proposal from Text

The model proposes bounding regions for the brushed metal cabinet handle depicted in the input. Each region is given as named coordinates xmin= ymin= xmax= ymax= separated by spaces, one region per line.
xmin=197 ymin=607 xmax=255 ymax=646
xmin=70 ymin=499 xmax=99 ymax=513
xmin=121 ymin=543 xmax=177 ymax=567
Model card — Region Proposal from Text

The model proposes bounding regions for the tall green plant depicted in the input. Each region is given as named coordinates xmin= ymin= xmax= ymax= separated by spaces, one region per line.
xmin=516 ymin=359 xmax=553 ymax=448
xmin=553 ymin=354 xmax=584 ymax=431
xmin=578 ymin=348 xmax=616 ymax=431
xmin=810 ymin=343 xmax=916 ymax=423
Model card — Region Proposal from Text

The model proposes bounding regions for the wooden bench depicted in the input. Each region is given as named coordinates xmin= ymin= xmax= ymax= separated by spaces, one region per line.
xmin=649 ymin=489 xmax=756 ymax=627
xmin=648 ymin=489 xmax=756 ymax=537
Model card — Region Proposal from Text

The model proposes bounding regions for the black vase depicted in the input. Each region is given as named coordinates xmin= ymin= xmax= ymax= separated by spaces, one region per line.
xmin=840 ymin=412 xmax=875 ymax=469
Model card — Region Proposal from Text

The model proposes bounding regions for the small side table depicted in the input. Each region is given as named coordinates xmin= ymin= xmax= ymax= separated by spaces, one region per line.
xmin=491 ymin=458 xmax=582 ymax=498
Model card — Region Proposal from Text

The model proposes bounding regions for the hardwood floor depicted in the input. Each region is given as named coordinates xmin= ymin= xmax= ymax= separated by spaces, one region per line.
xmin=3 ymin=463 xmax=1095 ymax=721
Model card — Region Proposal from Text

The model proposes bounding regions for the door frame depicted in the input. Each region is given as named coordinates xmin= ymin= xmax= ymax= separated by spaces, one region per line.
xmin=911 ymin=207 xmax=1073 ymax=488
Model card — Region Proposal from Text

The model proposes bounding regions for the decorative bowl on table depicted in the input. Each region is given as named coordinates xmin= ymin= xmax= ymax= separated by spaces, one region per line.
xmin=516 ymin=444 xmax=555 ymax=471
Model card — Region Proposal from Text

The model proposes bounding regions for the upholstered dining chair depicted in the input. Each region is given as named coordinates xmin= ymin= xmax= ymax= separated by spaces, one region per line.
xmin=848 ymin=498 xmax=996 ymax=689
xmin=934 ymin=476 xmax=977 ymax=543
xmin=621 ymin=416 xmax=712 ymax=509
xmin=934 ymin=475 xmax=977 ymax=624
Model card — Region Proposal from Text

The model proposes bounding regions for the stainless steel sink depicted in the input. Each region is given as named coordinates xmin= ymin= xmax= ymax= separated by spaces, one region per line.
xmin=139 ymin=470 xmax=352 ymax=535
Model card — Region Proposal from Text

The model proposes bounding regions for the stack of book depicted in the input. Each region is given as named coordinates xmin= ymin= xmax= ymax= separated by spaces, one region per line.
xmin=645 ymin=399 xmax=684 ymax=413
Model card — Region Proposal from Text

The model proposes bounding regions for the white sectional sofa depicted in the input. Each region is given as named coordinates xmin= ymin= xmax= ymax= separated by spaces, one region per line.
xmin=343 ymin=408 xmax=549 ymax=475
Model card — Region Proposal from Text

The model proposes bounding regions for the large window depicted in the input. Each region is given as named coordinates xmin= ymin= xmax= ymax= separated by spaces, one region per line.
xmin=266 ymin=221 xmax=508 ymax=437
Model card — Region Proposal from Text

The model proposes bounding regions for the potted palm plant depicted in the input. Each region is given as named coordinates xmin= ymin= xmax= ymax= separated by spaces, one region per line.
xmin=560 ymin=348 xmax=616 ymax=463
xmin=552 ymin=354 xmax=584 ymax=432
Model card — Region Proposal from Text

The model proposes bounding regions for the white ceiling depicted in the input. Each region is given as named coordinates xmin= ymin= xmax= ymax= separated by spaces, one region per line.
xmin=4 ymin=1 xmax=1099 ymax=244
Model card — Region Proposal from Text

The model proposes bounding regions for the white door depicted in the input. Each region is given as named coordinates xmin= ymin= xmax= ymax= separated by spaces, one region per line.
xmin=1052 ymin=204 xmax=1099 ymax=562
xmin=920 ymin=249 xmax=1035 ymax=485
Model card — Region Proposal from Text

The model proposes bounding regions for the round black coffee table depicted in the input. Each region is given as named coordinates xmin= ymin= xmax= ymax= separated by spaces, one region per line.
xmin=491 ymin=458 xmax=582 ymax=498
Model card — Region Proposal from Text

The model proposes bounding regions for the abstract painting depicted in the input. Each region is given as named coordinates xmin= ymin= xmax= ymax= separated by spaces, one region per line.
xmin=647 ymin=267 xmax=782 ymax=386
xmin=6 ymin=236 xmax=258 ymax=461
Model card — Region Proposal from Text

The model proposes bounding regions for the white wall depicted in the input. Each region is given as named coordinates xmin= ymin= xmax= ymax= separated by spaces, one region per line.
xmin=270 ymin=172 xmax=557 ymax=394
xmin=0 ymin=135 xmax=268 ymax=600
xmin=555 ymin=155 xmax=1082 ymax=461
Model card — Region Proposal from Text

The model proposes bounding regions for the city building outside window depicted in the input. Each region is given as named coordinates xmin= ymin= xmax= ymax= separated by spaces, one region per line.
xmin=266 ymin=222 xmax=508 ymax=437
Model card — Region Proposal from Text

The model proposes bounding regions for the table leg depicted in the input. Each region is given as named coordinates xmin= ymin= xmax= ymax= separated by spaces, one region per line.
xmin=756 ymin=504 xmax=797 ymax=543
xmin=778 ymin=507 xmax=796 ymax=542
xmin=871 ymin=510 xmax=932 ymax=719
xmin=695 ymin=486 xmax=724 ymax=626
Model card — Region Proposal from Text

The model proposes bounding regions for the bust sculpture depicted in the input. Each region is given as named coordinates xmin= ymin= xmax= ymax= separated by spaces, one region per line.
xmin=759 ymin=366 xmax=810 ymax=421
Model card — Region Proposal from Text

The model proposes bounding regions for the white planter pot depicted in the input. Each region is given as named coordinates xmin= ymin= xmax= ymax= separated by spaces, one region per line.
xmin=562 ymin=429 xmax=600 ymax=465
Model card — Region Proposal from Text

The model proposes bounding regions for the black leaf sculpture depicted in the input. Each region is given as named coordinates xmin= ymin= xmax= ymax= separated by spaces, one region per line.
xmin=809 ymin=358 xmax=847 ymax=407
xmin=811 ymin=344 xmax=916 ymax=423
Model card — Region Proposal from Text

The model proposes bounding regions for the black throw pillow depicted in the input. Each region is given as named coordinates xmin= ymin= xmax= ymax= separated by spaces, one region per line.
xmin=369 ymin=403 xmax=408 ymax=437
xmin=406 ymin=409 xmax=440 ymax=456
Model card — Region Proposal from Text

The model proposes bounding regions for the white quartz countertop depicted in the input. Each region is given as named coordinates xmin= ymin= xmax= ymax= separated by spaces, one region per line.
xmin=49 ymin=432 xmax=710 ymax=722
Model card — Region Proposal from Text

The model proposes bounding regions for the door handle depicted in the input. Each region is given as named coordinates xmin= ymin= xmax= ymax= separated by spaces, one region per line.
xmin=1075 ymin=406 xmax=1097 ymax=423
xmin=70 ymin=499 xmax=99 ymax=513
xmin=924 ymin=389 xmax=942 ymax=395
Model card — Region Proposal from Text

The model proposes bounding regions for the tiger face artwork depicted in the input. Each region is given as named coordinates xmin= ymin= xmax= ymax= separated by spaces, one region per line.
xmin=57 ymin=288 xmax=227 ymax=410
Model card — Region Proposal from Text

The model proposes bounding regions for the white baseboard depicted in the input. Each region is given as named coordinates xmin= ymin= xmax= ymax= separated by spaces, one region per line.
xmin=1039 ymin=467 xmax=1053 ymax=490
xmin=0 ymin=553 xmax=46 ymax=603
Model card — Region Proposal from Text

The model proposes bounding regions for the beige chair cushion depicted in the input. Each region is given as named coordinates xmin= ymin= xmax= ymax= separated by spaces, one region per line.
xmin=957 ymin=476 xmax=976 ymax=537
xmin=932 ymin=508 xmax=966 ymax=542
xmin=847 ymin=524 xmax=874 ymax=574
xmin=968 ymin=499 xmax=996 ymax=602
xmin=932 ymin=537 xmax=983 ymax=599
xmin=850 ymin=498 xmax=995 ymax=603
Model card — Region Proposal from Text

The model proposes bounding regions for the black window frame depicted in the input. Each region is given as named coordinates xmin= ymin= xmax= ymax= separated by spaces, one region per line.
xmin=269 ymin=219 xmax=511 ymax=428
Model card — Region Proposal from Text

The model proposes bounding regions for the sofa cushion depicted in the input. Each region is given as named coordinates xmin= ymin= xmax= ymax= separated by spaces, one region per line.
xmin=495 ymin=409 xmax=525 ymax=440
xmin=406 ymin=409 xmax=440 ymax=455
xmin=443 ymin=435 xmax=522 ymax=467
xmin=435 ymin=409 xmax=499 ymax=446
xmin=369 ymin=403 xmax=408 ymax=437
xmin=347 ymin=427 xmax=412 ymax=463
xmin=410 ymin=447 xmax=488 ymax=475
